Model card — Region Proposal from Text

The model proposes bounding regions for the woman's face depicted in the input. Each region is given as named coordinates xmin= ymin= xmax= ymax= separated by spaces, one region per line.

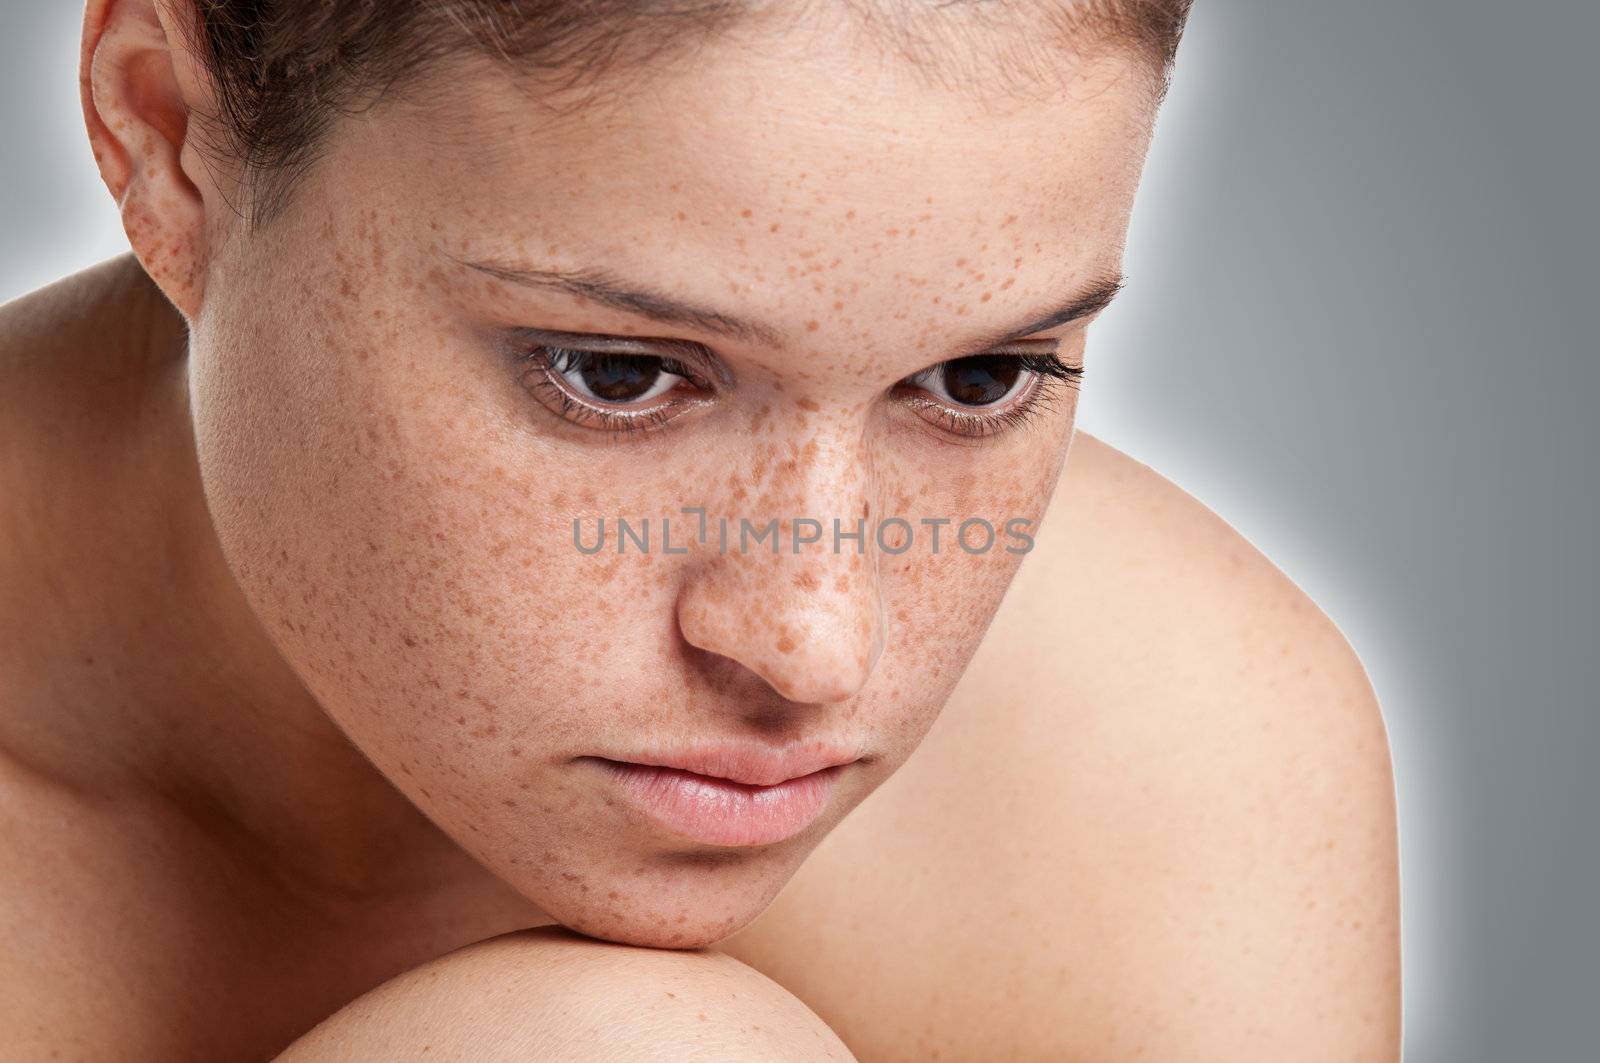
xmin=186 ymin=18 xmax=1157 ymax=946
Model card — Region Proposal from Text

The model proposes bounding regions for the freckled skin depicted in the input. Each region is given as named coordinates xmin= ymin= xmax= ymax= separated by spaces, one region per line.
xmin=99 ymin=9 xmax=1159 ymax=952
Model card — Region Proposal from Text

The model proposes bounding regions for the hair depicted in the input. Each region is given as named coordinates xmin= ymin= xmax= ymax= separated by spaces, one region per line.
xmin=181 ymin=0 xmax=1194 ymax=229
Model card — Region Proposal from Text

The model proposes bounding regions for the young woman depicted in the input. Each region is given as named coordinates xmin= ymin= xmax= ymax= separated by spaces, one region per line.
xmin=0 ymin=0 xmax=1401 ymax=1058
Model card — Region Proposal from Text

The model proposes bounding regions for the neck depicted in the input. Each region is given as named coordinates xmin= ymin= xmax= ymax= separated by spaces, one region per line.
xmin=3 ymin=254 xmax=545 ymax=923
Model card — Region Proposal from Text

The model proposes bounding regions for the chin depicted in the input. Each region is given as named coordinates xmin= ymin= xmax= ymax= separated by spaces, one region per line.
xmin=557 ymin=911 xmax=750 ymax=951
xmin=517 ymin=851 xmax=800 ymax=951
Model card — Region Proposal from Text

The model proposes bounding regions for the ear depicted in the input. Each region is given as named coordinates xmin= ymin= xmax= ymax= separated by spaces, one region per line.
xmin=80 ymin=0 xmax=229 ymax=323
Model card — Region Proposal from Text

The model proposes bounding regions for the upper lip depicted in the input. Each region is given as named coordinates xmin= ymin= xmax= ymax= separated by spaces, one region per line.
xmin=598 ymin=740 xmax=863 ymax=787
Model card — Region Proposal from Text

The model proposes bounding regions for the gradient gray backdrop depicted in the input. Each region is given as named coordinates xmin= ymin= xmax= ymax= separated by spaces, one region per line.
xmin=5 ymin=1 xmax=1595 ymax=1058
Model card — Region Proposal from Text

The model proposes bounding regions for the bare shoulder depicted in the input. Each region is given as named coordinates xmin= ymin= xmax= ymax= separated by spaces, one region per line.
xmin=999 ymin=429 xmax=1400 ymax=812
xmin=724 ymin=431 xmax=1400 ymax=1061
xmin=0 ymin=253 xmax=152 ymax=369
xmin=275 ymin=926 xmax=857 ymax=1062
xmin=0 ymin=255 xmax=179 ymax=652
xmin=1000 ymin=428 xmax=1397 ymax=737
xmin=969 ymin=430 xmax=1400 ymax=1056
xmin=0 ymin=254 xmax=167 ymax=490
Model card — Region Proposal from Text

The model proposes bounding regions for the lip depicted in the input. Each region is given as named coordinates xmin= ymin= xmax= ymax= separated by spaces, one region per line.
xmin=583 ymin=742 xmax=861 ymax=847
xmin=604 ymin=741 xmax=862 ymax=787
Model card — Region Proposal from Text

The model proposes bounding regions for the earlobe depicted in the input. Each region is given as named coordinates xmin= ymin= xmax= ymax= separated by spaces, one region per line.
xmin=80 ymin=0 xmax=221 ymax=322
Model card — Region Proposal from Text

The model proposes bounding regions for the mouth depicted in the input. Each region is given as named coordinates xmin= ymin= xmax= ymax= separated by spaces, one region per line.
xmin=583 ymin=757 xmax=852 ymax=848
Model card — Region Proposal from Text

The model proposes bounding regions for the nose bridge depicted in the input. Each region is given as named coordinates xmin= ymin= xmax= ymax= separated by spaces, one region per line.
xmin=675 ymin=415 xmax=886 ymax=705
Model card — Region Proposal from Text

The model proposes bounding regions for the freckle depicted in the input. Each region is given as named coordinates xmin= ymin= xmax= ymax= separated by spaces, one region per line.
xmin=769 ymin=222 xmax=781 ymax=233
xmin=884 ymin=227 xmax=900 ymax=236
xmin=776 ymin=635 xmax=796 ymax=653
xmin=804 ymin=319 xmax=819 ymax=332
xmin=832 ymin=300 xmax=844 ymax=311
xmin=740 ymin=208 xmax=752 ymax=218
xmin=797 ymin=397 xmax=820 ymax=411
xmin=675 ymin=210 xmax=687 ymax=221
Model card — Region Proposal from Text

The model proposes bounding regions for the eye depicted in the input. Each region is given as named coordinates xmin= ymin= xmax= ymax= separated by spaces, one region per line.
xmin=897 ymin=352 xmax=1083 ymax=439
xmin=909 ymin=354 xmax=1028 ymax=407
xmin=517 ymin=345 xmax=715 ymax=434
xmin=553 ymin=349 xmax=680 ymax=404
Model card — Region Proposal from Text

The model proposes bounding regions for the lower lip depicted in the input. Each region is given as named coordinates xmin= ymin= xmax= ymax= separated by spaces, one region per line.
xmin=591 ymin=759 xmax=843 ymax=847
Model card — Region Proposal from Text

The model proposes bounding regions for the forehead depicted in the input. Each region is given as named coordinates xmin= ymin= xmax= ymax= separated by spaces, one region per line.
xmin=326 ymin=13 xmax=1156 ymax=353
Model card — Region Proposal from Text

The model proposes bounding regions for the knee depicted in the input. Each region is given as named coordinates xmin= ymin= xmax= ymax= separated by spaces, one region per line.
xmin=275 ymin=925 xmax=857 ymax=1061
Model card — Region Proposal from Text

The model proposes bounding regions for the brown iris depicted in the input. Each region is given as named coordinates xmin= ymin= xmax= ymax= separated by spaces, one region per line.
xmin=577 ymin=353 xmax=664 ymax=402
xmin=941 ymin=354 xmax=1022 ymax=406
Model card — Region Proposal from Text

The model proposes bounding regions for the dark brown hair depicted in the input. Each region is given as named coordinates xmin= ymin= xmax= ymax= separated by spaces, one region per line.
xmin=183 ymin=0 xmax=1194 ymax=228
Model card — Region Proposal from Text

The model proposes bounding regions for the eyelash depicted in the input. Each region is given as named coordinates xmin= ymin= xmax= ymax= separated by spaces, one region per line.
xmin=515 ymin=344 xmax=1083 ymax=439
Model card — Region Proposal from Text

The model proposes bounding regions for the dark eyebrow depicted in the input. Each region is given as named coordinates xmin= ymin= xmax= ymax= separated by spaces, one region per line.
xmin=449 ymin=251 xmax=1124 ymax=352
xmin=449 ymin=253 xmax=787 ymax=349
xmin=964 ymin=273 xmax=1126 ymax=350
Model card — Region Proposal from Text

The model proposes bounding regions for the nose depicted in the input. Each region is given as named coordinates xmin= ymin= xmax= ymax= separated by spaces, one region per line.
xmin=674 ymin=433 xmax=886 ymax=705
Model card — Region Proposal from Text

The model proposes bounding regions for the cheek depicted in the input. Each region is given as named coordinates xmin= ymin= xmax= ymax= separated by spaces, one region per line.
xmin=189 ymin=230 xmax=674 ymax=782
xmin=878 ymin=445 xmax=1066 ymax=715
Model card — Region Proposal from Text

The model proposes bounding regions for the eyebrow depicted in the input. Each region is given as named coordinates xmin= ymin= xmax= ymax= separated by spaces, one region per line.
xmin=449 ymin=252 xmax=1125 ymax=352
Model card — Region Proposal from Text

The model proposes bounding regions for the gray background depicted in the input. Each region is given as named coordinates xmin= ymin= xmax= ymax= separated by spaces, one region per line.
xmin=4 ymin=1 xmax=1595 ymax=1058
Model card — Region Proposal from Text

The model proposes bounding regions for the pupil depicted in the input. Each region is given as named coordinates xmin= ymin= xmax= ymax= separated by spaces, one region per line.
xmin=582 ymin=354 xmax=661 ymax=402
xmin=942 ymin=355 xmax=1020 ymax=406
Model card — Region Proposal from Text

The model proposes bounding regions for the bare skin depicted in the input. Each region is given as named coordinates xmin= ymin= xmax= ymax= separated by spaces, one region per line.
xmin=0 ymin=0 xmax=1400 ymax=1057
xmin=0 ymin=255 xmax=1398 ymax=1061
